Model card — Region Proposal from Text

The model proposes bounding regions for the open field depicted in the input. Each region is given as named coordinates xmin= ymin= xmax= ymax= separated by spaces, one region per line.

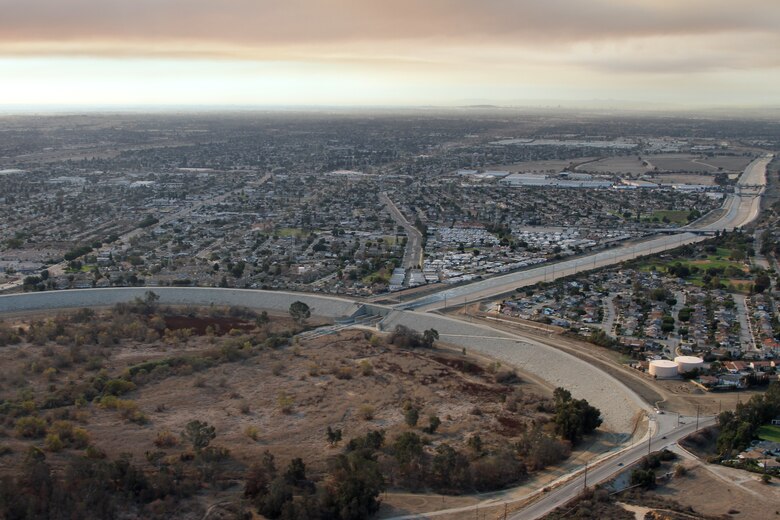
xmin=489 ymin=158 xmax=598 ymax=174
xmin=653 ymin=460 xmax=780 ymax=518
xmin=643 ymin=210 xmax=690 ymax=224
xmin=697 ymin=155 xmax=755 ymax=171
xmin=654 ymin=173 xmax=718 ymax=185
xmin=758 ymin=424 xmax=780 ymax=442
xmin=647 ymin=154 xmax=752 ymax=173
xmin=577 ymin=156 xmax=649 ymax=175
xmin=0 ymin=304 xmax=595 ymax=518
xmin=635 ymin=246 xmax=750 ymax=286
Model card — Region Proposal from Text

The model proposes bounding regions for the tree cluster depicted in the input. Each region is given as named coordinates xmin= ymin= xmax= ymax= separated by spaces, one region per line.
xmin=552 ymin=388 xmax=603 ymax=445
xmin=387 ymin=325 xmax=438 ymax=349
xmin=717 ymin=381 xmax=780 ymax=456
xmin=244 ymin=445 xmax=384 ymax=520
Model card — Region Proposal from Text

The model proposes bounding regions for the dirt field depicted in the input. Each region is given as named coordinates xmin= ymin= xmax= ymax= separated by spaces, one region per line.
xmin=654 ymin=173 xmax=718 ymax=185
xmin=489 ymin=158 xmax=598 ymax=174
xmin=653 ymin=460 xmax=780 ymax=518
xmin=647 ymin=154 xmax=751 ymax=174
xmin=0 ymin=306 xmax=585 ymax=518
xmin=577 ymin=156 xmax=650 ymax=175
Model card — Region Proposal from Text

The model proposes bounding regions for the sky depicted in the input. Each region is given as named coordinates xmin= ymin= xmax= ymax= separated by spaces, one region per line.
xmin=1 ymin=0 xmax=779 ymax=108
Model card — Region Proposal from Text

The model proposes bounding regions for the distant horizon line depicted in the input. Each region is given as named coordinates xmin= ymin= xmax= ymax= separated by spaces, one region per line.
xmin=1 ymin=102 xmax=779 ymax=116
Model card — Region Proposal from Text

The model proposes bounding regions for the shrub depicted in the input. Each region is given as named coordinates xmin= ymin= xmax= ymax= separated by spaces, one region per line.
xmin=50 ymin=421 xmax=90 ymax=449
xmin=44 ymin=433 xmax=64 ymax=452
xmin=494 ymin=369 xmax=519 ymax=384
xmin=334 ymin=366 xmax=354 ymax=380
xmin=154 ymin=430 xmax=179 ymax=448
xmin=103 ymin=378 xmax=136 ymax=396
xmin=359 ymin=360 xmax=374 ymax=376
xmin=239 ymin=401 xmax=251 ymax=414
xmin=424 ymin=415 xmax=441 ymax=434
xmin=277 ymin=393 xmax=294 ymax=414
xmin=181 ymin=420 xmax=216 ymax=452
xmin=43 ymin=367 xmax=57 ymax=381
xmin=404 ymin=406 xmax=419 ymax=427
xmin=359 ymin=405 xmax=375 ymax=421
xmin=15 ymin=416 xmax=48 ymax=438
xmin=85 ymin=445 xmax=107 ymax=459
xmin=100 ymin=397 xmax=148 ymax=424
xmin=326 ymin=426 xmax=342 ymax=447
xmin=245 ymin=426 xmax=260 ymax=441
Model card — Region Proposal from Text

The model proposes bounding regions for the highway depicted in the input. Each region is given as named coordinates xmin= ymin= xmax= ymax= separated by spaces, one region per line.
xmin=380 ymin=191 xmax=424 ymax=269
xmin=402 ymin=154 xmax=773 ymax=311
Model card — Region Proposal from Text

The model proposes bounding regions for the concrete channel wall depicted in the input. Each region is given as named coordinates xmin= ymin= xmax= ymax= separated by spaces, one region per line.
xmin=0 ymin=288 xmax=647 ymax=435
xmin=381 ymin=310 xmax=647 ymax=436
xmin=0 ymin=288 xmax=362 ymax=318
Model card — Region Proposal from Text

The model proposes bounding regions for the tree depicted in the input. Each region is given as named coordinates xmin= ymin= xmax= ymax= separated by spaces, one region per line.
xmin=326 ymin=426 xmax=343 ymax=447
xmin=181 ymin=420 xmax=216 ymax=452
xmin=289 ymin=301 xmax=311 ymax=324
xmin=553 ymin=387 xmax=602 ymax=445
xmin=404 ymin=406 xmax=420 ymax=427
xmin=393 ymin=432 xmax=424 ymax=465
xmin=754 ymin=273 xmax=771 ymax=294
xmin=422 ymin=328 xmax=439 ymax=348
xmin=424 ymin=415 xmax=441 ymax=434
xmin=431 ymin=443 xmax=470 ymax=491
xmin=324 ymin=451 xmax=385 ymax=520
xmin=630 ymin=468 xmax=656 ymax=489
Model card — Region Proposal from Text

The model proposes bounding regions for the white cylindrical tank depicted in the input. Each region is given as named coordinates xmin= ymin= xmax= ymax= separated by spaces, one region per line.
xmin=675 ymin=356 xmax=704 ymax=374
xmin=649 ymin=359 xmax=679 ymax=378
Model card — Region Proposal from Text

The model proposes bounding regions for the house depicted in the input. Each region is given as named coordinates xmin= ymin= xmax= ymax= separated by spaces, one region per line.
xmin=725 ymin=361 xmax=749 ymax=374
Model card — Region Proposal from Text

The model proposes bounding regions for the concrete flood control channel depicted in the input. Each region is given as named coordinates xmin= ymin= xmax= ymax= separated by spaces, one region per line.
xmin=0 ymin=287 xmax=649 ymax=437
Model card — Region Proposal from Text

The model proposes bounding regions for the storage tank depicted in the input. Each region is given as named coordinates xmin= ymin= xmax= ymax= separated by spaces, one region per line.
xmin=649 ymin=359 xmax=679 ymax=378
xmin=675 ymin=356 xmax=704 ymax=374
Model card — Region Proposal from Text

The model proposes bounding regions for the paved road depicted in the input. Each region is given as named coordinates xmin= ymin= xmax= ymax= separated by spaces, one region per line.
xmin=509 ymin=416 xmax=717 ymax=520
xmin=380 ymin=191 xmax=424 ymax=269
xmin=403 ymin=154 xmax=773 ymax=312
xmin=733 ymin=294 xmax=757 ymax=353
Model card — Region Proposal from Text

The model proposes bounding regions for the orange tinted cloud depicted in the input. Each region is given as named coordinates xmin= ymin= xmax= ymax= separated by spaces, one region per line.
xmin=2 ymin=0 xmax=779 ymax=106
xmin=1 ymin=0 xmax=778 ymax=53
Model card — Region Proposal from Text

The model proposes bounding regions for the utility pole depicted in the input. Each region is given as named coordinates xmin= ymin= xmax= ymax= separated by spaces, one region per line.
xmin=648 ymin=429 xmax=652 ymax=456
xmin=583 ymin=461 xmax=588 ymax=491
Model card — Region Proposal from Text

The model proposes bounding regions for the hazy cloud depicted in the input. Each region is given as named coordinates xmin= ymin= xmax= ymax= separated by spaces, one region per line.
xmin=0 ymin=0 xmax=778 ymax=54
xmin=2 ymin=0 xmax=779 ymax=106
